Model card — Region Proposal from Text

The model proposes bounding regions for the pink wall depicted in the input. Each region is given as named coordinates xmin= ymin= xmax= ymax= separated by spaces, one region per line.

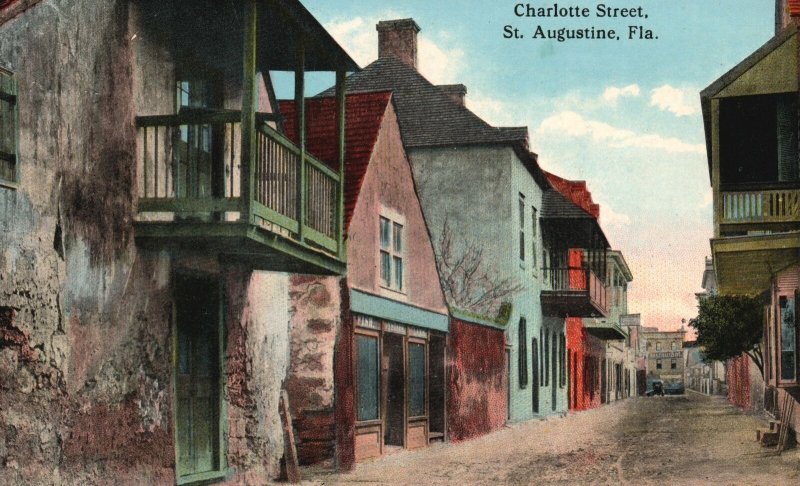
xmin=447 ymin=318 xmax=507 ymax=442
xmin=727 ymin=354 xmax=751 ymax=410
xmin=346 ymin=102 xmax=447 ymax=314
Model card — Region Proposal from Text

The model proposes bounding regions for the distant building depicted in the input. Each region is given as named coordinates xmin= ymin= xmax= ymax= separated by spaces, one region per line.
xmin=642 ymin=328 xmax=687 ymax=389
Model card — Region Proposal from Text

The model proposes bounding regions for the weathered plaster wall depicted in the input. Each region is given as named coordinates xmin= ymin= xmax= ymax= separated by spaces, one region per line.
xmin=286 ymin=274 xmax=341 ymax=466
xmin=1 ymin=1 xmax=291 ymax=483
xmin=447 ymin=317 xmax=506 ymax=442
xmin=0 ymin=1 xmax=177 ymax=483
xmin=226 ymin=269 xmax=292 ymax=482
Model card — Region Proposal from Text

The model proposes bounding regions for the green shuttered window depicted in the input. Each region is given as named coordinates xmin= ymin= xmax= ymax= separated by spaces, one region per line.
xmin=0 ymin=67 xmax=19 ymax=186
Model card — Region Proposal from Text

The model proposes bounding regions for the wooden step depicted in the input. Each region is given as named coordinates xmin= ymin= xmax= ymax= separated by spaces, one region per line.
xmin=757 ymin=429 xmax=780 ymax=447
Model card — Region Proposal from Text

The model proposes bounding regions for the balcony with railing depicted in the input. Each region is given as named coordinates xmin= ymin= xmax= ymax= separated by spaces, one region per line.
xmin=719 ymin=186 xmax=800 ymax=227
xmin=541 ymin=264 xmax=609 ymax=318
xmin=133 ymin=110 xmax=345 ymax=274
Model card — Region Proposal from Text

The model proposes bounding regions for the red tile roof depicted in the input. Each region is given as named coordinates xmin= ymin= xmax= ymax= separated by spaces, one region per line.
xmin=544 ymin=171 xmax=600 ymax=220
xmin=279 ymin=91 xmax=393 ymax=231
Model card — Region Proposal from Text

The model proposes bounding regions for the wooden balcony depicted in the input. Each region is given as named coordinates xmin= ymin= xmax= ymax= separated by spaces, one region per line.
xmin=133 ymin=110 xmax=345 ymax=275
xmin=719 ymin=186 xmax=800 ymax=228
xmin=541 ymin=265 xmax=609 ymax=318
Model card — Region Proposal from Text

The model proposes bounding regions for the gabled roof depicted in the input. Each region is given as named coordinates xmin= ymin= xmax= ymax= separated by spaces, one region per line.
xmin=544 ymin=171 xmax=600 ymax=219
xmin=318 ymin=57 xmax=528 ymax=148
xmin=278 ymin=91 xmax=393 ymax=231
xmin=700 ymin=25 xmax=798 ymax=174
xmin=321 ymin=57 xmax=554 ymax=191
xmin=540 ymin=171 xmax=610 ymax=249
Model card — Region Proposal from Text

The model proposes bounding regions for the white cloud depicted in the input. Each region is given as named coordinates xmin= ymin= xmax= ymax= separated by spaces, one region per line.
xmin=325 ymin=15 xmax=464 ymax=84
xmin=417 ymin=37 xmax=464 ymax=84
xmin=537 ymin=111 xmax=705 ymax=154
xmin=602 ymin=84 xmax=641 ymax=104
xmin=650 ymin=85 xmax=699 ymax=117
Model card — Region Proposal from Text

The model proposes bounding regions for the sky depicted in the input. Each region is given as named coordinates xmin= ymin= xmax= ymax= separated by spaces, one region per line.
xmin=291 ymin=0 xmax=776 ymax=333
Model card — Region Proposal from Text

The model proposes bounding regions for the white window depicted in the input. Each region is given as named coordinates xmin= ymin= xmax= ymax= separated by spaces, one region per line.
xmin=380 ymin=216 xmax=404 ymax=291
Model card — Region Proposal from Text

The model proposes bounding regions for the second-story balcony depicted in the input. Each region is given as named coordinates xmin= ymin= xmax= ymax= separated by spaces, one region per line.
xmin=131 ymin=0 xmax=359 ymax=275
xmin=134 ymin=110 xmax=345 ymax=274
xmin=541 ymin=264 xmax=609 ymax=318
xmin=719 ymin=184 xmax=800 ymax=228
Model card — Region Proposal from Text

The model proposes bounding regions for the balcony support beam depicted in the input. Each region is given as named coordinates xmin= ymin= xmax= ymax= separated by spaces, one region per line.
xmin=295 ymin=39 xmax=307 ymax=243
xmin=336 ymin=70 xmax=347 ymax=259
xmin=240 ymin=0 xmax=258 ymax=223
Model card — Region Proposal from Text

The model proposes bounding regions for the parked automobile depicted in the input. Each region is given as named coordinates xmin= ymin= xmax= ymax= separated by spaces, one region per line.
xmin=646 ymin=379 xmax=664 ymax=396
xmin=664 ymin=380 xmax=685 ymax=395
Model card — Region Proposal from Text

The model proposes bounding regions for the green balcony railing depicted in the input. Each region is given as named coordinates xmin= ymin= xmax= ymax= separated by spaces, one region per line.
xmin=136 ymin=110 xmax=341 ymax=255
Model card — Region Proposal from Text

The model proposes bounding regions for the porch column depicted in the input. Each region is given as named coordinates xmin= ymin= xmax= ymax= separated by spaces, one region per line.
xmin=295 ymin=39 xmax=307 ymax=242
xmin=240 ymin=0 xmax=258 ymax=223
xmin=336 ymin=70 xmax=347 ymax=259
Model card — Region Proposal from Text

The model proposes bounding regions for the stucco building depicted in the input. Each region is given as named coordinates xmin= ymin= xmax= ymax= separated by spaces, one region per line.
xmin=280 ymin=91 xmax=451 ymax=468
xmin=642 ymin=328 xmax=687 ymax=388
xmin=319 ymin=18 xmax=594 ymax=423
xmin=0 ymin=0 xmax=357 ymax=483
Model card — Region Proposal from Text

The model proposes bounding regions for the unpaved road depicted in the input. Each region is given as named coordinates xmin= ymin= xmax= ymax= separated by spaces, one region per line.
xmin=303 ymin=392 xmax=800 ymax=485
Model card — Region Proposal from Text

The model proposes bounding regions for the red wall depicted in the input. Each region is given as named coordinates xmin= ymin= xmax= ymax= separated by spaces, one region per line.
xmin=567 ymin=317 xmax=606 ymax=411
xmin=727 ymin=354 xmax=751 ymax=410
xmin=447 ymin=318 xmax=507 ymax=442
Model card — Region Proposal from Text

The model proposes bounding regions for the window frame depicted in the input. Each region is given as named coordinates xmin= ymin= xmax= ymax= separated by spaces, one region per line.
xmin=518 ymin=195 xmax=526 ymax=264
xmin=354 ymin=329 xmax=382 ymax=424
xmin=0 ymin=66 xmax=20 ymax=188
xmin=518 ymin=318 xmax=528 ymax=389
xmin=656 ymin=359 xmax=662 ymax=370
xmin=378 ymin=213 xmax=406 ymax=293
xmin=531 ymin=206 xmax=538 ymax=276
xmin=777 ymin=292 xmax=798 ymax=386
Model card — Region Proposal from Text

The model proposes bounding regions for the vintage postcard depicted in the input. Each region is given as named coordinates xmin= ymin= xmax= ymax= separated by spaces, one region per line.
xmin=1 ymin=0 xmax=800 ymax=484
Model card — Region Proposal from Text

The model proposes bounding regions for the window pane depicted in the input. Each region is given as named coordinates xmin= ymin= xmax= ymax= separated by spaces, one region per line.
xmin=393 ymin=256 xmax=403 ymax=291
xmin=357 ymin=335 xmax=379 ymax=421
xmin=380 ymin=251 xmax=391 ymax=286
xmin=393 ymin=223 xmax=403 ymax=252
xmin=408 ymin=343 xmax=426 ymax=417
xmin=518 ymin=319 xmax=528 ymax=388
xmin=380 ymin=217 xmax=391 ymax=249
xmin=531 ymin=207 xmax=538 ymax=237
xmin=781 ymin=297 xmax=796 ymax=381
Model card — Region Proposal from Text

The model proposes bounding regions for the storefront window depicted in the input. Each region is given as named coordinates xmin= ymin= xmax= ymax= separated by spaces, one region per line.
xmin=408 ymin=343 xmax=426 ymax=417
xmin=357 ymin=335 xmax=380 ymax=421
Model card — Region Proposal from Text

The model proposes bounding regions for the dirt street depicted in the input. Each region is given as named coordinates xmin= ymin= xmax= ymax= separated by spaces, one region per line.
xmin=302 ymin=391 xmax=800 ymax=485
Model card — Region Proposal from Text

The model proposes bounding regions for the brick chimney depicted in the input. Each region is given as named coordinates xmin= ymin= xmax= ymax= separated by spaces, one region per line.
xmin=438 ymin=84 xmax=467 ymax=107
xmin=377 ymin=19 xmax=421 ymax=70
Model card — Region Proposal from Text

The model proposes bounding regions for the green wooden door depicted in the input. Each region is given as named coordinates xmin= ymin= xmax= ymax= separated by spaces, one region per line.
xmin=176 ymin=277 xmax=222 ymax=480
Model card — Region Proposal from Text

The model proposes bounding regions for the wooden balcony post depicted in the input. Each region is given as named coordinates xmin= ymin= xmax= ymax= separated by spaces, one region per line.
xmin=296 ymin=39 xmax=307 ymax=242
xmin=336 ymin=70 xmax=347 ymax=259
xmin=240 ymin=0 xmax=258 ymax=223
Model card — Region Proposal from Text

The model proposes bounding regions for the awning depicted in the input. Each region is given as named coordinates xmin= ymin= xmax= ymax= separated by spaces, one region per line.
xmin=350 ymin=289 xmax=449 ymax=333
xmin=711 ymin=232 xmax=800 ymax=295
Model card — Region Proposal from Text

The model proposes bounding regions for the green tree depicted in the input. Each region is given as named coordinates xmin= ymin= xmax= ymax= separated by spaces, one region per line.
xmin=690 ymin=294 xmax=764 ymax=376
